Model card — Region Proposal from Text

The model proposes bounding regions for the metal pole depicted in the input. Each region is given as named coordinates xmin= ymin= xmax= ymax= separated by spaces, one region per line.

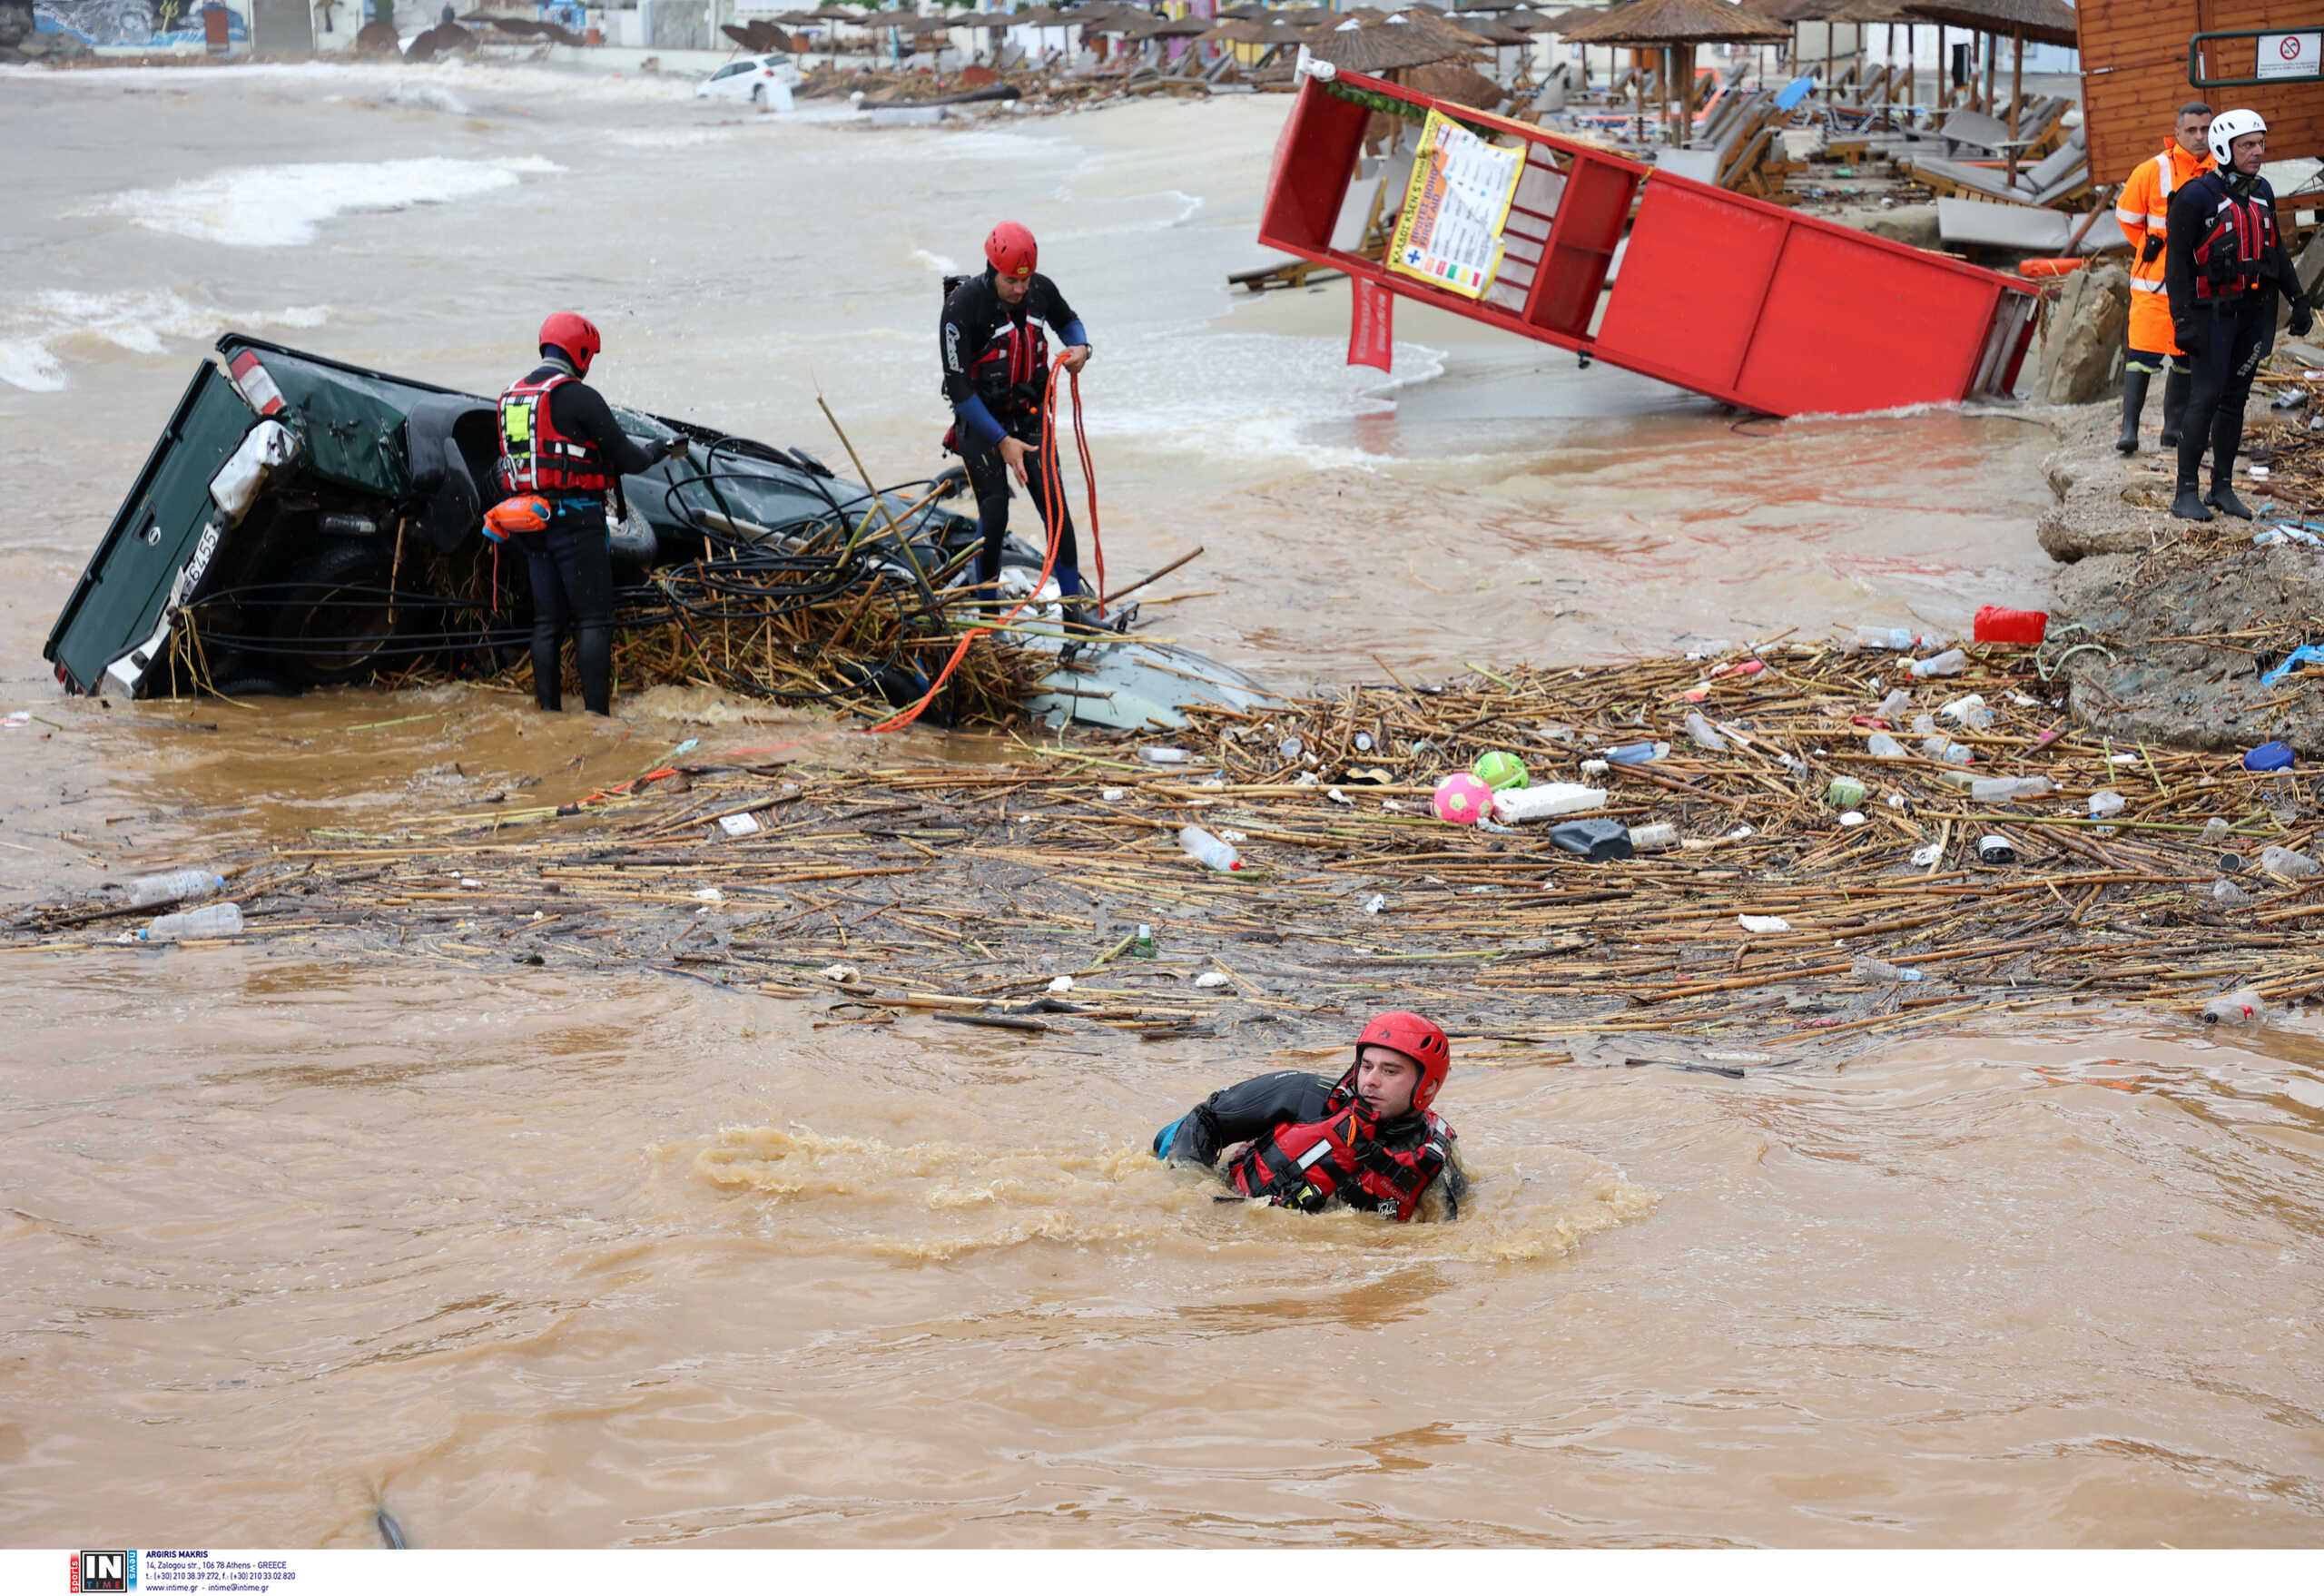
xmin=2005 ymin=27 xmax=2023 ymax=184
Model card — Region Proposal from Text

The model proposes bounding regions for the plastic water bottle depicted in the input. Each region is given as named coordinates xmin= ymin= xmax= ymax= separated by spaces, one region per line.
xmin=1627 ymin=823 xmax=1679 ymax=852
xmin=140 ymin=902 xmax=243 ymax=941
xmin=1910 ymin=648 xmax=1968 ymax=679
xmin=2259 ymin=844 xmax=2320 ymax=880
xmin=1971 ymin=775 xmax=2052 ymax=802
xmin=2088 ymin=790 xmax=2126 ymax=819
xmin=1851 ymin=955 xmax=1924 ymax=983
xmin=1923 ymin=736 xmax=1975 ymax=765
xmin=1682 ymin=712 xmax=1727 ymax=751
xmin=128 ymin=869 xmax=225 ymax=908
xmin=1876 ymin=687 xmax=1913 ymax=722
xmin=2201 ymin=988 xmax=2266 ymax=1024
xmin=1137 ymin=747 xmax=1193 ymax=765
xmin=1177 ymin=825 xmax=1243 ymax=872
xmin=1605 ymin=741 xmax=1669 ymax=765
xmin=1855 ymin=626 xmax=1941 ymax=651
xmin=2211 ymin=878 xmax=2252 ymax=907
xmin=1866 ymin=732 xmax=1905 ymax=759
xmin=1940 ymin=694 xmax=1993 ymax=729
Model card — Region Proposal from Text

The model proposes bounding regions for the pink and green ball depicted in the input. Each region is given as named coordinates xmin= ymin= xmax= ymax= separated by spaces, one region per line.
xmin=1433 ymin=773 xmax=1494 ymax=825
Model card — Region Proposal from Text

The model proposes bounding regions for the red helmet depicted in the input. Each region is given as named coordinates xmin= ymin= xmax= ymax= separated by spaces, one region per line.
xmin=985 ymin=221 xmax=1038 ymax=280
xmin=1356 ymin=1010 xmax=1451 ymax=1113
xmin=538 ymin=311 xmax=602 ymax=376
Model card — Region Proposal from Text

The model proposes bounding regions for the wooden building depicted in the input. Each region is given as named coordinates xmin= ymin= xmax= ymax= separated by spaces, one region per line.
xmin=2077 ymin=0 xmax=2323 ymax=194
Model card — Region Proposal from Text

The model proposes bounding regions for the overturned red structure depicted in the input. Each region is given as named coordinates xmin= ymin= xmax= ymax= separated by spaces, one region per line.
xmin=1259 ymin=71 xmax=2042 ymax=417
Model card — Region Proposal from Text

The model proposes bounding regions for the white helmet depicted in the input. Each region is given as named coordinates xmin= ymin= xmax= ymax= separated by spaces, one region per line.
xmin=2208 ymin=108 xmax=2266 ymax=166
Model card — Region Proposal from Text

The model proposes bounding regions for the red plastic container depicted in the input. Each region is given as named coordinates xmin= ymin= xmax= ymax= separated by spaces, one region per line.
xmin=1974 ymin=606 xmax=2048 ymax=645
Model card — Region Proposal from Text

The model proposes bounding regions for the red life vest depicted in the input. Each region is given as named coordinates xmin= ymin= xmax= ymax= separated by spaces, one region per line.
xmin=970 ymin=312 xmax=1050 ymax=419
xmin=1226 ymin=1100 xmax=1453 ymax=1223
xmin=2191 ymin=180 xmax=2277 ymax=302
xmin=497 ymin=371 xmax=611 ymax=494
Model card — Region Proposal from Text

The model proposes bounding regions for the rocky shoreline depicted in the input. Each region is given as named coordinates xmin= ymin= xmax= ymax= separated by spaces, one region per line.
xmin=2038 ymin=340 xmax=2324 ymax=755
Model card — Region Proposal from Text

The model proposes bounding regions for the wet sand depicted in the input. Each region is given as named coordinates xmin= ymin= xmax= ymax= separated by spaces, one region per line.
xmin=4 ymin=63 xmax=2322 ymax=1549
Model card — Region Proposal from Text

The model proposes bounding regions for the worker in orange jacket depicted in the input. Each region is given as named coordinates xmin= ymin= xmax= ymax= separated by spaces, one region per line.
xmin=2114 ymin=102 xmax=2214 ymax=455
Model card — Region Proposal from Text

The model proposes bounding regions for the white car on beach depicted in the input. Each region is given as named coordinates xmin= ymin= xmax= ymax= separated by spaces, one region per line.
xmin=695 ymin=54 xmax=799 ymax=110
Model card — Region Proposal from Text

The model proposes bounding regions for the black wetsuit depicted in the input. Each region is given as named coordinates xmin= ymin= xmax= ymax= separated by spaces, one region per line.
xmin=1154 ymin=1068 xmax=1466 ymax=1221
xmin=511 ymin=360 xmax=663 ymax=715
xmin=939 ymin=270 xmax=1088 ymax=591
xmin=2165 ymin=172 xmax=2309 ymax=505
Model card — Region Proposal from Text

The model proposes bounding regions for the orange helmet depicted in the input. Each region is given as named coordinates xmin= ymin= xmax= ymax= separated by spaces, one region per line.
xmin=538 ymin=310 xmax=602 ymax=376
xmin=984 ymin=221 xmax=1038 ymax=280
xmin=1356 ymin=1010 xmax=1451 ymax=1113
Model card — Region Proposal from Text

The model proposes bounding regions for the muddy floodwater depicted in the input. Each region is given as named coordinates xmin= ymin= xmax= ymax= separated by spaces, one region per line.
xmin=4 ymin=64 xmax=2323 ymax=1548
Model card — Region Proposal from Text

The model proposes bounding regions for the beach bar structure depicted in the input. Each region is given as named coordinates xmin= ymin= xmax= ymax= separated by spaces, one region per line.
xmin=1258 ymin=68 xmax=2042 ymax=416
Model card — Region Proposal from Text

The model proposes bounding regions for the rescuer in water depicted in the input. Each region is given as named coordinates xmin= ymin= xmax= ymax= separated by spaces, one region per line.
xmin=940 ymin=222 xmax=1093 ymax=615
xmin=496 ymin=312 xmax=685 ymax=714
xmin=1151 ymin=1011 xmax=1468 ymax=1223
xmin=2164 ymin=111 xmax=2313 ymax=522
xmin=2112 ymin=102 xmax=2213 ymax=456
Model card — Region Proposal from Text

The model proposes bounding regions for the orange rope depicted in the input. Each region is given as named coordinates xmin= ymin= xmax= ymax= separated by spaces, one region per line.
xmin=865 ymin=350 xmax=1103 ymax=734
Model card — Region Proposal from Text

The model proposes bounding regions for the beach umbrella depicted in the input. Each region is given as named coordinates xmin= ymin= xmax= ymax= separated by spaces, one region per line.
xmin=1301 ymin=11 xmax=1483 ymax=74
xmin=1561 ymin=0 xmax=1787 ymax=144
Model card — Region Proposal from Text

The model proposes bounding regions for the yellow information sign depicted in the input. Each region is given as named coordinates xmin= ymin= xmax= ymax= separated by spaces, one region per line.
xmin=1385 ymin=108 xmax=1525 ymax=300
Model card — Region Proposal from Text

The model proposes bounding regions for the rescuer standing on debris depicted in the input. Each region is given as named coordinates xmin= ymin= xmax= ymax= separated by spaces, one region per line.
xmin=1150 ymin=1011 xmax=1468 ymax=1223
xmin=2165 ymin=112 xmax=2314 ymax=522
xmin=497 ymin=313 xmax=685 ymax=714
xmin=2113 ymin=102 xmax=2213 ymax=456
xmin=940 ymin=222 xmax=1093 ymax=614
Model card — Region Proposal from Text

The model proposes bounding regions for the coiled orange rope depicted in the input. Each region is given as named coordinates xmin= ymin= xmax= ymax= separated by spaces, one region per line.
xmin=866 ymin=350 xmax=1103 ymax=734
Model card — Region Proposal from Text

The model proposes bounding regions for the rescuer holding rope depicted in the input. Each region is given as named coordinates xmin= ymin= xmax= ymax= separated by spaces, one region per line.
xmin=940 ymin=222 xmax=1093 ymax=616
xmin=2112 ymin=102 xmax=2212 ymax=456
xmin=1151 ymin=1011 xmax=1469 ymax=1223
xmin=495 ymin=312 xmax=685 ymax=714
xmin=2164 ymin=111 xmax=2314 ymax=523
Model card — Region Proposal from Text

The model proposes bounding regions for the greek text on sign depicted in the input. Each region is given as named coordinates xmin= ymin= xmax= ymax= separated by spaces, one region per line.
xmin=2258 ymin=32 xmax=2319 ymax=81
xmin=1387 ymin=109 xmax=1524 ymax=300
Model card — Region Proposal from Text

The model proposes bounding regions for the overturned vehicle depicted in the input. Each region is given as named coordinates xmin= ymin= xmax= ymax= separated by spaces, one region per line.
xmin=44 ymin=335 xmax=1275 ymax=730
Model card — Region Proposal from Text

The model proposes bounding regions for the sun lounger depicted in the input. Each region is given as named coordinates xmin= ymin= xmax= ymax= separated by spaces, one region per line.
xmin=1935 ymin=197 xmax=2122 ymax=256
xmin=1902 ymin=127 xmax=2089 ymax=210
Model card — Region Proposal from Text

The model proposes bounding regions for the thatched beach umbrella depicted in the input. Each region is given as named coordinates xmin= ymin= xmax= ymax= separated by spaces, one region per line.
xmin=1302 ymin=10 xmax=1484 ymax=74
xmin=1561 ymin=0 xmax=1787 ymax=143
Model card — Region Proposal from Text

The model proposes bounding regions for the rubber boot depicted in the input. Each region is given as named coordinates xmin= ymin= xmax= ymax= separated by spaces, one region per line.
xmin=2158 ymin=367 xmax=2191 ymax=448
xmin=2170 ymin=476 xmax=2214 ymax=522
xmin=2206 ymin=476 xmax=2253 ymax=520
xmin=2114 ymin=369 xmax=2150 ymax=454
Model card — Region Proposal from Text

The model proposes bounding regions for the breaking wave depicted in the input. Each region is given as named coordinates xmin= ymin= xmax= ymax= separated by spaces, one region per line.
xmin=89 ymin=154 xmax=564 ymax=248
xmin=0 ymin=290 xmax=328 ymax=394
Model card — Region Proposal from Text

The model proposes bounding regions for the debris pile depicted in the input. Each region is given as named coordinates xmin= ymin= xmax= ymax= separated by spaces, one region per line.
xmin=15 ymin=644 xmax=2321 ymax=1069
xmin=2042 ymin=356 xmax=2324 ymax=753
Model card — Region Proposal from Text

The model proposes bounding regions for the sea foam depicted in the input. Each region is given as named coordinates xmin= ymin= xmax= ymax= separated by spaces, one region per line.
xmin=91 ymin=154 xmax=563 ymax=248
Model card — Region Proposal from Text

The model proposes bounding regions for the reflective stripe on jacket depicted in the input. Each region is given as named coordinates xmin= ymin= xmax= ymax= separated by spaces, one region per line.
xmin=2118 ymin=142 xmax=2212 ymax=299
xmin=498 ymin=372 xmax=612 ymax=494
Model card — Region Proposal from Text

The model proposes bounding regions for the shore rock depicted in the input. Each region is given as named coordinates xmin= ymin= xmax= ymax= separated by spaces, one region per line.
xmin=2026 ymin=263 xmax=2129 ymax=407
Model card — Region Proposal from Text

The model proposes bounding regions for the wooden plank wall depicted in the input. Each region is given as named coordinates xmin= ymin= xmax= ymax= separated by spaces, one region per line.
xmin=2079 ymin=0 xmax=2324 ymax=195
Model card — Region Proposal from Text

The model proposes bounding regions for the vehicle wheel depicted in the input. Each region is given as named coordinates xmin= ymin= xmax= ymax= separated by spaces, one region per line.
xmin=270 ymin=540 xmax=399 ymax=687
xmin=751 ymin=84 xmax=766 ymax=106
